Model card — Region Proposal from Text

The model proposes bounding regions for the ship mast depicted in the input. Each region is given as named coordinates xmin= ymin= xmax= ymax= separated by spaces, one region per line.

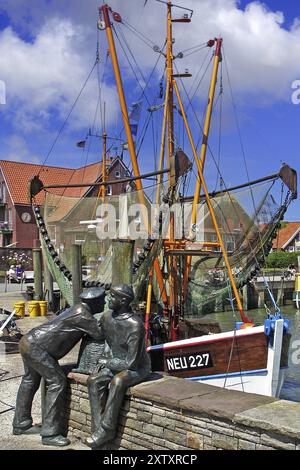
xmin=163 ymin=3 xmax=250 ymax=325
xmin=166 ymin=0 xmax=179 ymax=340
xmin=182 ymin=38 xmax=223 ymax=300
xmin=100 ymin=102 xmax=107 ymax=202
xmin=100 ymin=2 xmax=250 ymax=333
xmin=100 ymin=4 xmax=168 ymax=308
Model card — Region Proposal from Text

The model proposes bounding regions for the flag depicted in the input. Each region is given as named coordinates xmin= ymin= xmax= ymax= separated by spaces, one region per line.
xmin=76 ymin=140 xmax=86 ymax=148
xmin=130 ymin=124 xmax=138 ymax=137
xmin=129 ymin=100 xmax=142 ymax=122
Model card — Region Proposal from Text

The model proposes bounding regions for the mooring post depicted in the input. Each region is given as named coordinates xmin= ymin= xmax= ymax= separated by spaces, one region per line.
xmin=242 ymin=284 xmax=248 ymax=312
xmin=71 ymin=244 xmax=82 ymax=305
xmin=215 ymin=296 xmax=224 ymax=313
xmin=44 ymin=263 xmax=54 ymax=311
xmin=257 ymin=290 xmax=265 ymax=309
xmin=33 ymin=248 xmax=43 ymax=300
xmin=111 ymin=240 xmax=135 ymax=285
xmin=277 ymin=286 xmax=284 ymax=307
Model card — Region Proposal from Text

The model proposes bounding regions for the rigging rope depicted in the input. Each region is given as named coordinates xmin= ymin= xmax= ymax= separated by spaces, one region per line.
xmin=122 ymin=19 xmax=157 ymax=50
xmin=222 ymin=45 xmax=284 ymax=314
xmin=38 ymin=59 xmax=98 ymax=175
xmin=114 ymin=24 xmax=151 ymax=106
xmin=214 ymin=61 xmax=223 ymax=192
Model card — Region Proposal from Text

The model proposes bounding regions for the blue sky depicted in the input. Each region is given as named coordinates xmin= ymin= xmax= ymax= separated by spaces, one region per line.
xmin=0 ymin=0 xmax=299 ymax=220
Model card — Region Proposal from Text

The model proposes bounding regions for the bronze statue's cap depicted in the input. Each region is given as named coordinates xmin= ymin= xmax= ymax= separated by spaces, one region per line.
xmin=110 ymin=284 xmax=134 ymax=301
xmin=79 ymin=287 xmax=105 ymax=301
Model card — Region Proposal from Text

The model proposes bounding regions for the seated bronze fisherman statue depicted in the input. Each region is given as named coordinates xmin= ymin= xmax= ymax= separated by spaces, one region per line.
xmin=13 ymin=287 xmax=106 ymax=447
xmin=86 ymin=284 xmax=151 ymax=449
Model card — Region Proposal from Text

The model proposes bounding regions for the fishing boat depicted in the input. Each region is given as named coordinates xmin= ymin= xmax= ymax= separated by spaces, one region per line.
xmin=29 ymin=1 xmax=297 ymax=397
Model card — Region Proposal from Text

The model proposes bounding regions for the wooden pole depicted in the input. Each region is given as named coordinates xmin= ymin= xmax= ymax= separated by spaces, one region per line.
xmin=44 ymin=263 xmax=54 ymax=311
xmin=33 ymin=248 xmax=43 ymax=301
xmin=155 ymin=85 xmax=169 ymax=206
xmin=101 ymin=5 xmax=145 ymax=198
xmin=71 ymin=244 xmax=82 ymax=305
xmin=145 ymin=268 xmax=153 ymax=346
xmin=166 ymin=0 xmax=179 ymax=340
xmin=101 ymin=4 xmax=166 ymax=302
xmin=111 ymin=240 xmax=134 ymax=286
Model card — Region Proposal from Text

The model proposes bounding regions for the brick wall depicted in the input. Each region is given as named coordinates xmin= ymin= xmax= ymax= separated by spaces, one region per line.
xmin=64 ymin=373 xmax=300 ymax=451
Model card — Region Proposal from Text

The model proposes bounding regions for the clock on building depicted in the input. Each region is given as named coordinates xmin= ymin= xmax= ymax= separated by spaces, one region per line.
xmin=21 ymin=212 xmax=32 ymax=223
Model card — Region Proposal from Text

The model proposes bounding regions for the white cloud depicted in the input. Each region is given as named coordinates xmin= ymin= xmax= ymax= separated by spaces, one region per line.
xmin=0 ymin=0 xmax=299 ymax=151
xmin=0 ymin=17 xmax=119 ymax=133
xmin=119 ymin=0 xmax=300 ymax=102
xmin=4 ymin=135 xmax=40 ymax=163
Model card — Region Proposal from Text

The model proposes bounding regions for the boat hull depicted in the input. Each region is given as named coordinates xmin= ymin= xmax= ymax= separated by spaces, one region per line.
xmin=148 ymin=322 xmax=290 ymax=397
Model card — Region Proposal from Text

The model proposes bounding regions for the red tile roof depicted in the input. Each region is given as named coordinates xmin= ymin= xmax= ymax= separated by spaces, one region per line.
xmin=272 ymin=222 xmax=300 ymax=249
xmin=0 ymin=159 xmax=104 ymax=205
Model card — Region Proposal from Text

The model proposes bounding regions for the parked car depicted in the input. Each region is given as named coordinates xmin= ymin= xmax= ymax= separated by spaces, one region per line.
xmin=23 ymin=271 xmax=34 ymax=283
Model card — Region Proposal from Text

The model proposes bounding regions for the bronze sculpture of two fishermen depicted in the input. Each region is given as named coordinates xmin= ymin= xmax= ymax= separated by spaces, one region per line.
xmin=13 ymin=284 xmax=151 ymax=448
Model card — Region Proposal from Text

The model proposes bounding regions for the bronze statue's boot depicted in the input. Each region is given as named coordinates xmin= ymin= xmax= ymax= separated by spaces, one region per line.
xmin=13 ymin=424 xmax=42 ymax=435
xmin=42 ymin=435 xmax=71 ymax=447
xmin=85 ymin=426 xmax=115 ymax=449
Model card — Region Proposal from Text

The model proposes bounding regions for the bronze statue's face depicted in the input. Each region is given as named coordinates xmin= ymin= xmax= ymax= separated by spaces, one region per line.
xmin=108 ymin=291 xmax=126 ymax=310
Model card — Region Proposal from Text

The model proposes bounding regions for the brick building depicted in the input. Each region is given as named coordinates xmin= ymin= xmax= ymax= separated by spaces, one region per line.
xmin=272 ymin=222 xmax=300 ymax=253
xmin=0 ymin=157 xmax=130 ymax=249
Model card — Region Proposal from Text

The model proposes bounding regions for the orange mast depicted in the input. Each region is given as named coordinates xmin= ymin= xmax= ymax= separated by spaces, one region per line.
xmin=100 ymin=4 xmax=167 ymax=304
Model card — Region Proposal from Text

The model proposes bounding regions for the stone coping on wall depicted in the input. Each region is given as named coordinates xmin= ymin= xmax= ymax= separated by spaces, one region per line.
xmin=67 ymin=370 xmax=300 ymax=444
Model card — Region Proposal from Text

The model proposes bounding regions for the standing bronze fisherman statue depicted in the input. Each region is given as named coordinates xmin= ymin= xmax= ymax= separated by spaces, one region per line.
xmin=13 ymin=288 xmax=106 ymax=447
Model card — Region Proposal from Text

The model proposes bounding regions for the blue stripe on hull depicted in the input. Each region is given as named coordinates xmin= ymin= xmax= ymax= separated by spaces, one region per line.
xmin=186 ymin=369 xmax=269 ymax=381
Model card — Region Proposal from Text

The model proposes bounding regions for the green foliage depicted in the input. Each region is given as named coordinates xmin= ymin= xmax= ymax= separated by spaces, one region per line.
xmin=266 ymin=251 xmax=299 ymax=269
xmin=1 ymin=250 xmax=32 ymax=269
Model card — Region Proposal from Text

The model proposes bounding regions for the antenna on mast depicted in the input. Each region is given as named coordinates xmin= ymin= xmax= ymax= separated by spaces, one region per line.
xmin=151 ymin=0 xmax=193 ymax=18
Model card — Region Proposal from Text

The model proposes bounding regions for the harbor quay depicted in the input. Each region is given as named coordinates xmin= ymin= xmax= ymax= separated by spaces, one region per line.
xmin=0 ymin=0 xmax=299 ymax=456
xmin=2 ymin=346 xmax=300 ymax=451
xmin=1 ymin=302 xmax=300 ymax=451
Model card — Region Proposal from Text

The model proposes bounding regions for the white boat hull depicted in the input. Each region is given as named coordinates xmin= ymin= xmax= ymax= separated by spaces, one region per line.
xmin=148 ymin=319 xmax=289 ymax=398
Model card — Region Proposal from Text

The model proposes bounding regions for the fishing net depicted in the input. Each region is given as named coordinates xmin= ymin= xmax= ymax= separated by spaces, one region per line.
xmin=185 ymin=179 xmax=291 ymax=316
xmin=41 ymin=188 xmax=161 ymax=300
xmin=38 ymin=175 xmax=293 ymax=313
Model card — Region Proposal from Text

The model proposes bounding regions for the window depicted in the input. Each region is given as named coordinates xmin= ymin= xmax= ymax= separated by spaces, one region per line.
xmin=288 ymin=246 xmax=295 ymax=252
xmin=115 ymin=171 xmax=121 ymax=178
xmin=8 ymin=208 xmax=12 ymax=229
xmin=227 ymin=242 xmax=235 ymax=253
xmin=75 ymin=235 xmax=85 ymax=245
xmin=226 ymin=235 xmax=235 ymax=243
xmin=106 ymin=185 xmax=112 ymax=196
xmin=1 ymin=184 xmax=6 ymax=203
